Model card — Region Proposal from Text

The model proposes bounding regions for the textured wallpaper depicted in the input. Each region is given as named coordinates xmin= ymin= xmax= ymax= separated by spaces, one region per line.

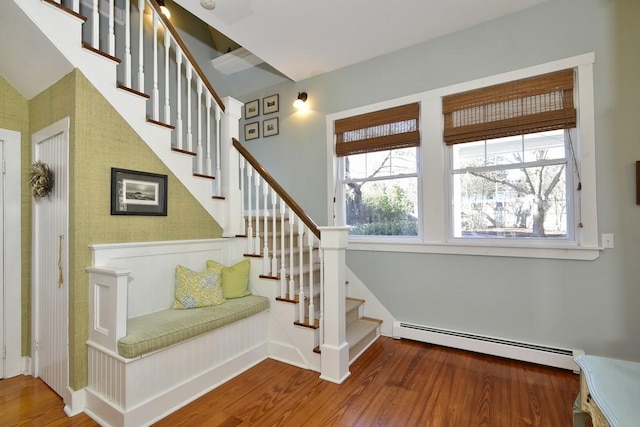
xmin=26 ymin=70 xmax=223 ymax=390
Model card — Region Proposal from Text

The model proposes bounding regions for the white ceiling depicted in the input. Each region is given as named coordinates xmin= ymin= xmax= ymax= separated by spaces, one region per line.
xmin=0 ymin=1 xmax=74 ymax=100
xmin=0 ymin=0 xmax=550 ymax=100
xmin=175 ymin=0 xmax=550 ymax=82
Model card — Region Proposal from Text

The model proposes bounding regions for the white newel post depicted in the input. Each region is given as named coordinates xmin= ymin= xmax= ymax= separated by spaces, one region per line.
xmin=318 ymin=226 xmax=350 ymax=384
xmin=220 ymin=96 xmax=243 ymax=237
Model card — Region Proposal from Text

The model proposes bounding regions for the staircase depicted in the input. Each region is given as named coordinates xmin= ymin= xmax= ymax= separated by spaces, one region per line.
xmin=244 ymin=213 xmax=382 ymax=371
xmin=18 ymin=0 xmax=381 ymax=383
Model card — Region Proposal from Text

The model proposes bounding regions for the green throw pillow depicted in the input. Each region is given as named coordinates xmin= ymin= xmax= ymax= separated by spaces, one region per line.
xmin=206 ymin=259 xmax=252 ymax=299
xmin=172 ymin=265 xmax=225 ymax=309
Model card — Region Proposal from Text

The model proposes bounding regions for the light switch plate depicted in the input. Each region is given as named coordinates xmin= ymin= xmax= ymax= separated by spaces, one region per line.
xmin=602 ymin=233 xmax=614 ymax=249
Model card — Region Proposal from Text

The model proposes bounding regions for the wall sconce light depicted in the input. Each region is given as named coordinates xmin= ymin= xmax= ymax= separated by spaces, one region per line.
xmin=293 ymin=92 xmax=308 ymax=109
xmin=157 ymin=0 xmax=172 ymax=19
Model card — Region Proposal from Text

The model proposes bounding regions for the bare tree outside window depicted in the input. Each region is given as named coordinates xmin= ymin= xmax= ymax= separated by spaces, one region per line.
xmin=451 ymin=130 xmax=571 ymax=239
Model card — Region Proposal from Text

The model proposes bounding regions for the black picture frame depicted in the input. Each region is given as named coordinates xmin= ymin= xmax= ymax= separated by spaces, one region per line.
xmin=263 ymin=117 xmax=279 ymax=137
xmin=111 ymin=168 xmax=168 ymax=216
xmin=263 ymin=94 xmax=279 ymax=115
xmin=244 ymin=122 xmax=260 ymax=140
xmin=244 ymin=99 xmax=259 ymax=119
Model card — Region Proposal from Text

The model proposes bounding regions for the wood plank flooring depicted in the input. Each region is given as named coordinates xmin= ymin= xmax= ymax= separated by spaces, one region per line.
xmin=0 ymin=337 xmax=581 ymax=426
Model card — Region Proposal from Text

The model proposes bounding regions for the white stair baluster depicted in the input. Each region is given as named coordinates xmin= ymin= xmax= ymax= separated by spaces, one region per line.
xmin=124 ymin=0 xmax=131 ymax=87
xmin=308 ymin=231 xmax=315 ymax=326
xmin=137 ymin=0 xmax=145 ymax=93
xmin=271 ymin=191 xmax=278 ymax=276
xmin=297 ymin=221 xmax=305 ymax=322
xmin=164 ymin=26 xmax=171 ymax=125
xmin=72 ymin=0 xmax=80 ymax=13
xmin=215 ymin=104 xmax=222 ymax=194
xmin=175 ymin=49 xmax=183 ymax=149
xmin=246 ymin=166 xmax=253 ymax=253
xmin=152 ymin=11 xmax=159 ymax=121
xmin=186 ymin=63 xmax=193 ymax=152
xmin=254 ymin=173 xmax=260 ymax=255
xmin=239 ymin=158 xmax=246 ymax=236
xmin=280 ymin=201 xmax=287 ymax=298
xmin=262 ymin=184 xmax=269 ymax=274
xmin=205 ymin=95 xmax=212 ymax=176
xmin=108 ymin=0 xmax=115 ymax=56
xmin=91 ymin=0 xmax=99 ymax=50
xmin=196 ymin=81 xmax=203 ymax=174
xmin=288 ymin=210 xmax=295 ymax=299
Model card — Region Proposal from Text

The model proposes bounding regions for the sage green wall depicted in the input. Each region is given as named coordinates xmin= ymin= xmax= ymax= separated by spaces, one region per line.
xmin=0 ymin=76 xmax=30 ymax=358
xmin=28 ymin=70 xmax=223 ymax=390
xmin=240 ymin=0 xmax=640 ymax=361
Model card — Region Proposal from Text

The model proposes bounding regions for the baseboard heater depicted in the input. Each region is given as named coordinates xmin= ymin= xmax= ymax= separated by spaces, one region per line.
xmin=393 ymin=321 xmax=583 ymax=371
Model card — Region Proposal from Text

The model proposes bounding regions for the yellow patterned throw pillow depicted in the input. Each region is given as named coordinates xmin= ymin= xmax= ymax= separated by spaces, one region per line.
xmin=172 ymin=265 xmax=225 ymax=309
xmin=206 ymin=259 xmax=252 ymax=299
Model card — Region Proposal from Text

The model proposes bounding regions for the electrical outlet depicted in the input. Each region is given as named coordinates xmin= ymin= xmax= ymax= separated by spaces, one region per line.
xmin=602 ymin=233 xmax=614 ymax=249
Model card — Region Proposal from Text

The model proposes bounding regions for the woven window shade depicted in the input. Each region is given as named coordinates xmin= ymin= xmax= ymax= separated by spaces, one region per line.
xmin=443 ymin=69 xmax=576 ymax=145
xmin=335 ymin=103 xmax=420 ymax=157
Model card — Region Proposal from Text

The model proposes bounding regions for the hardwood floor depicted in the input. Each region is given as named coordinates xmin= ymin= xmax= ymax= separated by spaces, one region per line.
xmin=0 ymin=337 xmax=580 ymax=426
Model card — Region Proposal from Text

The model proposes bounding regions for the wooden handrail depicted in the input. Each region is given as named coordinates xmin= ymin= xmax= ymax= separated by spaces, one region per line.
xmin=233 ymin=138 xmax=320 ymax=239
xmin=148 ymin=0 xmax=225 ymax=112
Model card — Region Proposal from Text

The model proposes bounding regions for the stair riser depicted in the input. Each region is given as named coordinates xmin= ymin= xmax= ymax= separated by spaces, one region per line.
xmin=349 ymin=328 xmax=379 ymax=361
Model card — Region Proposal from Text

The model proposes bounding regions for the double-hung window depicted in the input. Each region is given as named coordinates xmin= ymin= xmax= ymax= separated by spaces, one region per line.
xmin=443 ymin=69 xmax=578 ymax=242
xmin=335 ymin=103 xmax=421 ymax=237
xmin=329 ymin=54 xmax=598 ymax=259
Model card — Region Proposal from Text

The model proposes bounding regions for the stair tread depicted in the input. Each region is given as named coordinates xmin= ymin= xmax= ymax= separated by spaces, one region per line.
xmin=346 ymin=318 xmax=381 ymax=345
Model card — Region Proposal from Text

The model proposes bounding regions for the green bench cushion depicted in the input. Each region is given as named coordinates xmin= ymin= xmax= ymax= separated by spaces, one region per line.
xmin=118 ymin=295 xmax=269 ymax=358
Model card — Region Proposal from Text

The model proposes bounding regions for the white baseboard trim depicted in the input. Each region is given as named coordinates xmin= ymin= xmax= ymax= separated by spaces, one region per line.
xmin=64 ymin=386 xmax=86 ymax=417
xmin=21 ymin=356 xmax=32 ymax=376
xmin=393 ymin=321 xmax=582 ymax=371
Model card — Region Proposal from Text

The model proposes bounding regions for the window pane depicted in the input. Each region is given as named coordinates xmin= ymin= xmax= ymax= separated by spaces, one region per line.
xmin=452 ymin=164 xmax=567 ymax=239
xmin=344 ymin=177 xmax=418 ymax=236
xmin=523 ymin=130 xmax=566 ymax=162
xmin=453 ymin=131 xmax=567 ymax=169
xmin=345 ymin=148 xmax=417 ymax=180
xmin=452 ymin=140 xmax=485 ymax=169
xmin=486 ymin=135 xmax=523 ymax=166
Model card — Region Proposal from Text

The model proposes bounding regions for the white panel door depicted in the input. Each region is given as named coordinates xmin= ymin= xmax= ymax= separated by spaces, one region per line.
xmin=32 ymin=118 xmax=69 ymax=400
xmin=0 ymin=128 xmax=22 ymax=379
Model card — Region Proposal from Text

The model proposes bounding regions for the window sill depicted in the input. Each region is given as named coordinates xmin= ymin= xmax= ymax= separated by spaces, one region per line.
xmin=346 ymin=239 xmax=601 ymax=260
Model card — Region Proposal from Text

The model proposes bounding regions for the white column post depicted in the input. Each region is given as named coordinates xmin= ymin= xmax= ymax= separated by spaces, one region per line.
xmin=86 ymin=266 xmax=131 ymax=354
xmin=220 ymin=96 xmax=243 ymax=237
xmin=318 ymin=226 xmax=350 ymax=384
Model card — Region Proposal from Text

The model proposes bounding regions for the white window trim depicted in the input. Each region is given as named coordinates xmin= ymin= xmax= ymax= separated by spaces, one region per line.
xmin=326 ymin=53 xmax=599 ymax=260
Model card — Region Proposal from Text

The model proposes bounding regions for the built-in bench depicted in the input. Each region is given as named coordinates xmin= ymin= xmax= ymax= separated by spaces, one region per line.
xmin=117 ymin=296 xmax=269 ymax=358
xmin=84 ymin=239 xmax=269 ymax=427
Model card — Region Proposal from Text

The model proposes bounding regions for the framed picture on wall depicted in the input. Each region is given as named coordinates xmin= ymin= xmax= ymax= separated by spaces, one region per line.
xmin=244 ymin=99 xmax=259 ymax=119
xmin=244 ymin=121 xmax=259 ymax=140
xmin=263 ymin=117 xmax=279 ymax=137
xmin=263 ymin=94 xmax=279 ymax=115
xmin=111 ymin=168 xmax=168 ymax=216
